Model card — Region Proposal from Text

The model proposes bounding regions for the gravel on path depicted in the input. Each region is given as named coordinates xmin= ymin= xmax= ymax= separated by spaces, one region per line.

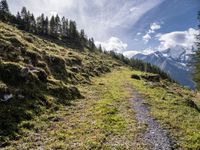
xmin=130 ymin=90 xmax=174 ymax=150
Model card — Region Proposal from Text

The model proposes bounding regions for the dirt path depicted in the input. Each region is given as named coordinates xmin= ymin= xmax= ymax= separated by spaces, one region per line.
xmin=130 ymin=90 xmax=173 ymax=150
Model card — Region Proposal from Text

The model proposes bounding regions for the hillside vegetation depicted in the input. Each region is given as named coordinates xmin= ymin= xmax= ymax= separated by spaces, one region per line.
xmin=0 ymin=22 xmax=120 ymax=145
xmin=0 ymin=22 xmax=200 ymax=149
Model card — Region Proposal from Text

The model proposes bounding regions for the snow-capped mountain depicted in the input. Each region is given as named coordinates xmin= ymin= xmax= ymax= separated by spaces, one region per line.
xmin=132 ymin=46 xmax=196 ymax=89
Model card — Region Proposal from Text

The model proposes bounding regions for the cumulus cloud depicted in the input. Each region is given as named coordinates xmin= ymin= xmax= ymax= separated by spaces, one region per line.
xmin=142 ymin=22 xmax=162 ymax=43
xmin=150 ymin=22 xmax=161 ymax=32
xmin=95 ymin=37 xmax=128 ymax=53
xmin=158 ymin=28 xmax=198 ymax=50
xmin=129 ymin=7 xmax=138 ymax=12
xmin=143 ymin=34 xmax=152 ymax=43
xmin=123 ymin=49 xmax=155 ymax=58
xmin=123 ymin=51 xmax=140 ymax=58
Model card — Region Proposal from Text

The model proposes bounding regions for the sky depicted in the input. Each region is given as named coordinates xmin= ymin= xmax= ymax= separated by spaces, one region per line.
xmin=7 ymin=0 xmax=200 ymax=57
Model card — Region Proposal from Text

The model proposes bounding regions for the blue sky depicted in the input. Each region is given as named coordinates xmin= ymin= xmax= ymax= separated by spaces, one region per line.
xmin=7 ymin=0 xmax=200 ymax=56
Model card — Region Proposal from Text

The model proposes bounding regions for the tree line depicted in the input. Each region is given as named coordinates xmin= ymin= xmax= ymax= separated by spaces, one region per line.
xmin=0 ymin=0 xmax=174 ymax=81
xmin=105 ymin=51 xmax=173 ymax=80
xmin=0 ymin=0 xmax=98 ymax=51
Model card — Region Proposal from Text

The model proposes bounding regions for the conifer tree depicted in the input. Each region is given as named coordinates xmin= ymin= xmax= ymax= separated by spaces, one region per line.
xmin=193 ymin=11 xmax=200 ymax=90
xmin=36 ymin=14 xmax=45 ymax=34
xmin=61 ymin=17 xmax=68 ymax=37
xmin=0 ymin=0 xmax=10 ymax=21
xmin=50 ymin=16 xmax=56 ymax=37
xmin=20 ymin=7 xmax=29 ymax=30
xmin=44 ymin=17 xmax=49 ymax=35
xmin=69 ymin=20 xmax=78 ymax=38
xmin=88 ymin=38 xmax=95 ymax=51
xmin=55 ymin=14 xmax=61 ymax=36
xmin=29 ymin=14 xmax=36 ymax=33
xmin=0 ymin=0 xmax=9 ymax=12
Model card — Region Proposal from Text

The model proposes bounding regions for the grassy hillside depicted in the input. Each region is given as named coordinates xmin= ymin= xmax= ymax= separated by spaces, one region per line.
xmin=0 ymin=22 xmax=120 ymax=145
xmin=0 ymin=22 xmax=200 ymax=149
xmin=129 ymin=70 xmax=200 ymax=149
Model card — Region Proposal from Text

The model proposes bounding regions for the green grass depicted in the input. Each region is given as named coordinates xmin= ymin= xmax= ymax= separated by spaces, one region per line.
xmin=1 ymin=22 xmax=200 ymax=149
xmin=0 ymin=21 xmax=120 ymax=144
xmin=2 ymin=68 xmax=145 ymax=149
xmin=126 ymin=68 xmax=200 ymax=149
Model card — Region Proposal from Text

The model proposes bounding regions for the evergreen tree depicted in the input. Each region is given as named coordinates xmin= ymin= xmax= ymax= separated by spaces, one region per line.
xmin=20 ymin=7 xmax=29 ymax=30
xmin=55 ymin=14 xmax=61 ymax=36
xmin=29 ymin=14 xmax=36 ymax=33
xmin=61 ymin=17 xmax=68 ymax=37
xmin=80 ymin=29 xmax=87 ymax=46
xmin=44 ymin=17 xmax=49 ymax=35
xmin=50 ymin=16 xmax=56 ymax=37
xmin=193 ymin=11 xmax=200 ymax=90
xmin=0 ymin=0 xmax=10 ymax=21
xmin=36 ymin=14 xmax=45 ymax=34
xmin=98 ymin=44 xmax=103 ymax=52
xmin=69 ymin=20 xmax=78 ymax=38
xmin=88 ymin=38 xmax=95 ymax=51
xmin=0 ymin=0 xmax=9 ymax=12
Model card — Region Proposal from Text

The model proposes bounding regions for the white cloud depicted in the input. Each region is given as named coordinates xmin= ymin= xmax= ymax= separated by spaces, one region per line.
xmin=143 ymin=34 xmax=152 ymax=43
xmin=123 ymin=51 xmax=140 ymax=58
xmin=123 ymin=48 xmax=155 ymax=58
xmin=142 ymin=22 xmax=162 ymax=43
xmin=129 ymin=7 xmax=138 ymax=12
xmin=158 ymin=28 xmax=198 ymax=50
xmin=95 ymin=37 xmax=128 ymax=53
xmin=150 ymin=22 xmax=161 ymax=31
xmin=8 ymin=0 xmax=164 ymax=41
xmin=137 ymin=32 xmax=141 ymax=35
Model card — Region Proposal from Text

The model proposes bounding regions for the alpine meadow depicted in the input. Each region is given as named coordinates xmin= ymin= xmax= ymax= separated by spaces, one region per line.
xmin=0 ymin=0 xmax=200 ymax=149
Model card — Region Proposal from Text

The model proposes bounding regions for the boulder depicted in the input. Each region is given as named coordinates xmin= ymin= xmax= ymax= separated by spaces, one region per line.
xmin=131 ymin=74 xmax=141 ymax=80
xmin=141 ymin=74 xmax=160 ymax=82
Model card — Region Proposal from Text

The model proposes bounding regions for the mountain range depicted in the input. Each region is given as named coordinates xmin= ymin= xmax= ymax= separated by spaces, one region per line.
xmin=132 ymin=46 xmax=196 ymax=89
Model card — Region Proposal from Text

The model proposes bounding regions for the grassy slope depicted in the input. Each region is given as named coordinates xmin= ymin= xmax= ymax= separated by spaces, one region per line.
xmin=127 ymin=70 xmax=200 ymax=149
xmin=2 ymin=68 xmax=147 ymax=149
xmin=0 ymin=22 xmax=120 ymax=145
xmin=2 ymin=67 xmax=200 ymax=149
xmin=0 ymin=22 xmax=200 ymax=149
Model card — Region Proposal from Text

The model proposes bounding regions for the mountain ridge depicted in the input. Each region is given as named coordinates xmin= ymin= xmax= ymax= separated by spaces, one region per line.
xmin=132 ymin=46 xmax=196 ymax=89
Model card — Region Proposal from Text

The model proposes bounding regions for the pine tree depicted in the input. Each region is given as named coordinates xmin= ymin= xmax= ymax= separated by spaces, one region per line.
xmin=20 ymin=7 xmax=29 ymax=30
xmin=0 ymin=0 xmax=9 ymax=12
xmin=44 ymin=17 xmax=49 ymax=35
xmin=0 ymin=0 xmax=10 ymax=21
xmin=88 ymin=38 xmax=95 ymax=51
xmin=50 ymin=16 xmax=56 ymax=37
xmin=69 ymin=20 xmax=77 ymax=38
xmin=193 ymin=11 xmax=200 ymax=90
xmin=55 ymin=14 xmax=61 ymax=36
xmin=29 ymin=14 xmax=36 ymax=33
xmin=61 ymin=17 xmax=68 ymax=37
xmin=36 ymin=14 xmax=45 ymax=34
xmin=80 ymin=29 xmax=86 ymax=46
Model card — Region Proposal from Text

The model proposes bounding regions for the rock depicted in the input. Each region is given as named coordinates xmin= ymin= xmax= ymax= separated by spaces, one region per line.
xmin=131 ymin=74 xmax=141 ymax=80
xmin=34 ymin=69 xmax=48 ymax=82
xmin=21 ymin=66 xmax=47 ymax=82
xmin=184 ymin=99 xmax=199 ymax=112
xmin=1 ymin=93 xmax=13 ymax=102
xmin=21 ymin=67 xmax=30 ymax=77
xmin=71 ymin=67 xmax=80 ymax=73
xmin=141 ymin=74 xmax=160 ymax=82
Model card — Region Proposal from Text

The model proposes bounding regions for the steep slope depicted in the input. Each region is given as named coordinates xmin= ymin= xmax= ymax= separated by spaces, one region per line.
xmin=133 ymin=47 xmax=195 ymax=89
xmin=0 ymin=22 xmax=200 ymax=149
xmin=0 ymin=22 xmax=120 ymax=143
